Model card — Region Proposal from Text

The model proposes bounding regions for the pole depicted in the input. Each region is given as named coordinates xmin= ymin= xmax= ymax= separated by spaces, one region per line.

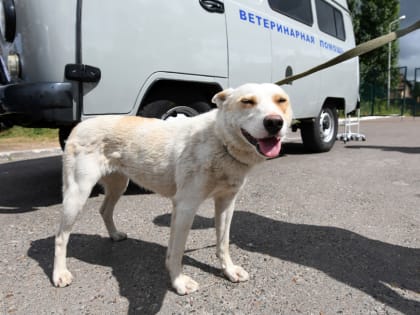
xmin=387 ymin=16 xmax=406 ymax=109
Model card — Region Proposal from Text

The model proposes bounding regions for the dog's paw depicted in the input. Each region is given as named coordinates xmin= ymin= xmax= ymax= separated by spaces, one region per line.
xmin=53 ymin=269 xmax=74 ymax=287
xmin=110 ymin=231 xmax=128 ymax=242
xmin=224 ymin=265 xmax=249 ymax=283
xmin=172 ymin=274 xmax=199 ymax=295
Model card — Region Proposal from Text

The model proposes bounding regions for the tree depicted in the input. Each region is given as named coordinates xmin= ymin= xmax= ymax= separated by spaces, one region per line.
xmin=348 ymin=0 xmax=400 ymax=87
xmin=413 ymin=81 xmax=420 ymax=103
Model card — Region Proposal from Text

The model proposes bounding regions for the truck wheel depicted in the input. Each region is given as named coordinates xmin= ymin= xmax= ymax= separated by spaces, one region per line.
xmin=300 ymin=106 xmax=338 ymax=153
xmin=139 ymin=100 xmax=211 ymax=119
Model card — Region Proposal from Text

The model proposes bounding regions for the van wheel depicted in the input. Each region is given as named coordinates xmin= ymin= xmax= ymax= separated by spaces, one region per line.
xmin=300 ymin=106 xmax=338 ymax=153
xmin=139 ymin=100 xmax=211 ymax=120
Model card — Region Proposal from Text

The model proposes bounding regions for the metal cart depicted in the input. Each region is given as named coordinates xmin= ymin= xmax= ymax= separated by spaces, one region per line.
xmin=336 ymin=108 xmax=366 ymax=143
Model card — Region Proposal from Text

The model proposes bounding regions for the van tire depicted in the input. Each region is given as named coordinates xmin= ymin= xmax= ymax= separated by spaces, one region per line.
xmin=189 ymin=101 xmax=213 ymax=114
xmin=300 ymin=106 xmax=338 ymax=153
xmin=139 ymin=100 xmax=211 ymax=119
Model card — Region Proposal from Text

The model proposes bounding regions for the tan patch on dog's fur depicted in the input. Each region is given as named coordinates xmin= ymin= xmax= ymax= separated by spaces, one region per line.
xmin=238 ymin=95 xmax=258 ymax=109
xmin=272 ymin=94 xmax=288 ymax=105
xmin=272 ymin=94 xmax=292 ymax=125
xmin=116 ymin=116 xmax=155 ymax=129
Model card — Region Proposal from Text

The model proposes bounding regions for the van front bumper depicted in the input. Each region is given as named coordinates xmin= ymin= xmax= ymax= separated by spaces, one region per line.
xmin=0 ymin=82 xmax=75 ymax=127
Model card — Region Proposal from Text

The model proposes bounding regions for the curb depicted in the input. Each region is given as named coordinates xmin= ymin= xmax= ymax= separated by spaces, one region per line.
xmin=0 ymin=147 xmax=62 ymax=162
xmin=339 ymin=115 xmax=396 ymax=123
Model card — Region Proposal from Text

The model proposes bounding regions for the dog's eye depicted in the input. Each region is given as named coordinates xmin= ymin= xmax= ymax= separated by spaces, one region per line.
xmin=276 ymin=98 xmax=287 ymax=103
xmin=241 ymin=98 xmax=255 ymax=105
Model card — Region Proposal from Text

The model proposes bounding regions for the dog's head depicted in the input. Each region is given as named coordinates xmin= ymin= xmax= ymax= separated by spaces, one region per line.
xmin=212 ymin=83 xmax=292 ymax=161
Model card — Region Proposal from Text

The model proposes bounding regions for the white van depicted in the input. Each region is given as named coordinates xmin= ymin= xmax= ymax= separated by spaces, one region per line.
xmin=0 ymin=0 xmax=358 ymax=152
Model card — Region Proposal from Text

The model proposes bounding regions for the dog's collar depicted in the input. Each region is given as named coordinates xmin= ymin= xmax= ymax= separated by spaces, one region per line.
xmin=223 ymin=143 xmax=253 ymax=167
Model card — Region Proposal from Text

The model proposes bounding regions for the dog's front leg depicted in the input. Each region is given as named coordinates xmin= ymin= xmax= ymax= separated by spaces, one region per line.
xmin=214 ymin=193 xmax=249 ymax=283
xmin=166 ymin=198 xmax=200 ymax=295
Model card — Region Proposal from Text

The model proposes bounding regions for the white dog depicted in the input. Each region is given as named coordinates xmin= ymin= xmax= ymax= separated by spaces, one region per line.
xmin=53 ymin=83 xmax=292 ymax=295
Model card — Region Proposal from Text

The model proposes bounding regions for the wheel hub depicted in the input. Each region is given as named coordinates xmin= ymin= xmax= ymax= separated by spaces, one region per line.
xmin=319 ymin=110 xmax=334 ymax=143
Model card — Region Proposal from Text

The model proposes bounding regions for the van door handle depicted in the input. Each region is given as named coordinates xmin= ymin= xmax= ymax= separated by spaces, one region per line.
xmin=199 ymin=0 xmax=224 ymax=13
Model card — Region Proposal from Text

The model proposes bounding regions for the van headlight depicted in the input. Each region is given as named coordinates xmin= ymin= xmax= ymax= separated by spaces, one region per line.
xmin=0 ymin=0 xmax=16 ymax=42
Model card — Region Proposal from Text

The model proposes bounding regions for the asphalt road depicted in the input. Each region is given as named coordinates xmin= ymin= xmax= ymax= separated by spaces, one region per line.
xmin=0 ymin=117 xmax=419 ymax=315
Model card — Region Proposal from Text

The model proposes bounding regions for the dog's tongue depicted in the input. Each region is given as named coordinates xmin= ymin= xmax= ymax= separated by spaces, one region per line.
xmin=258 ymin=137 xmax=281 ymax=158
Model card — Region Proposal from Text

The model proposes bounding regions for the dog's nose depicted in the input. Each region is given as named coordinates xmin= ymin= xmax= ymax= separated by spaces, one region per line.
xmin=263 ymin=115 xmax=283 ymax=135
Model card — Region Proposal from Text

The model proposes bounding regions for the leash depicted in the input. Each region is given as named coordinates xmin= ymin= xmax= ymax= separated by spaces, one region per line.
xmin=275 ymin=20 xmax=420 ymax=86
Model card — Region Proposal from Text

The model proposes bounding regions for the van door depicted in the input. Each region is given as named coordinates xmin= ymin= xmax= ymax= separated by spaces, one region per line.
xmin=268 ymin=0 xmax=322 ymax=119
xmin=224 ymin=0 xmax=272 ymax=87
xmin=81 ymin=0 xmax=228 ymax=115
xmin=315 ymin=0 xmax=359 ymax=112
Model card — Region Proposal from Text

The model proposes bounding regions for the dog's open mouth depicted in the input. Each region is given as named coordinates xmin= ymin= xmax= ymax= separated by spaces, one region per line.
xmin=241 ymin=129 xmax=281 ymax=158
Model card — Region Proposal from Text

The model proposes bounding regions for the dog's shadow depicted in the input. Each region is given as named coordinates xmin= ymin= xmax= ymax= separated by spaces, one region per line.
xmin=27 ymin=232 xmax=220 ymax=315
xmin=155 ymin=211 xmax=420 ymax=315
xmin=28 ymin=212 xmax=419 ymax=314
xmin=28 ymin=235 xmax=168 ymax=314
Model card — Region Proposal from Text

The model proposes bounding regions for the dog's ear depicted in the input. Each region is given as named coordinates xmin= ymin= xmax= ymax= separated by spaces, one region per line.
xmin=212 ymin=88 xmax=234 ymax=108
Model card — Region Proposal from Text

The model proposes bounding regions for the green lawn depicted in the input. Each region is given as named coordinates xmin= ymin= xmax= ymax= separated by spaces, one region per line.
xmin=0 ymin=126 xmax=58 ymax=140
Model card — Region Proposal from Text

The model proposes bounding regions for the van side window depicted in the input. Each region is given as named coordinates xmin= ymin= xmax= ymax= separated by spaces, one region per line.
xmin=315 ymin=0 xmax=346 ymax=40
xmin=268 ymin=0 xmax=313 ymax=26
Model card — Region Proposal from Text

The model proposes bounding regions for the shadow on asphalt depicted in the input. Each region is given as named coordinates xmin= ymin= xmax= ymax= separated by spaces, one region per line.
xmin=155 ymin=212 xmax=420 ymax=315
xmin=345 ymin=145 xmax=420 ymax=154
xmin=25 ymin=211 xmax=420 ymax=315
xmin=280 ymin=142 xmax=309 ymax=155
xmin=28 ymin=235 xmax=168 ymax=314
xmin=0 ymin=156 xmax=62 ymax=213
xmin=27 ymin=234 xmax=220 ymax=315
xmin=0 ymin=156 xmax=150 ymax=214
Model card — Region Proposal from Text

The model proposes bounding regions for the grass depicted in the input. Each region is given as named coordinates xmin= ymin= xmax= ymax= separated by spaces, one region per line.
xmin=0 ymin=126 xmax=59 ymax=152
xmin=359 ymin=98 xmax=420 ymax=117
xmin=0 ymin=126 xmax=58 ymax=140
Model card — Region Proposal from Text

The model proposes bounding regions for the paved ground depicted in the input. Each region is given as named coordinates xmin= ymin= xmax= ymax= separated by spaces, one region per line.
xmin=0 ymin=137 xmax=60 ymax=163
xmin=0 ymin=117 xmax=419 ymax=315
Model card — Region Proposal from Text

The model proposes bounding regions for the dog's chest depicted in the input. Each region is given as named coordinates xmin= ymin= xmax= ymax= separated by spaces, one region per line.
xmin=212 ymin=171 xmax=246 ymax=196
xmin=200 ymin=153 xmax=248 ymax=196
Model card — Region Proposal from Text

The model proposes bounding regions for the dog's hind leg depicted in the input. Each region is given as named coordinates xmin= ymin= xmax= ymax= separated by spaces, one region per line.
xmin=98 ymin=173 xmax=129 ymax=241
xmin=53 ymin=154 xmax=102 ymax=287
xmin=214 ymin=193 xmax=249 ymax=283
